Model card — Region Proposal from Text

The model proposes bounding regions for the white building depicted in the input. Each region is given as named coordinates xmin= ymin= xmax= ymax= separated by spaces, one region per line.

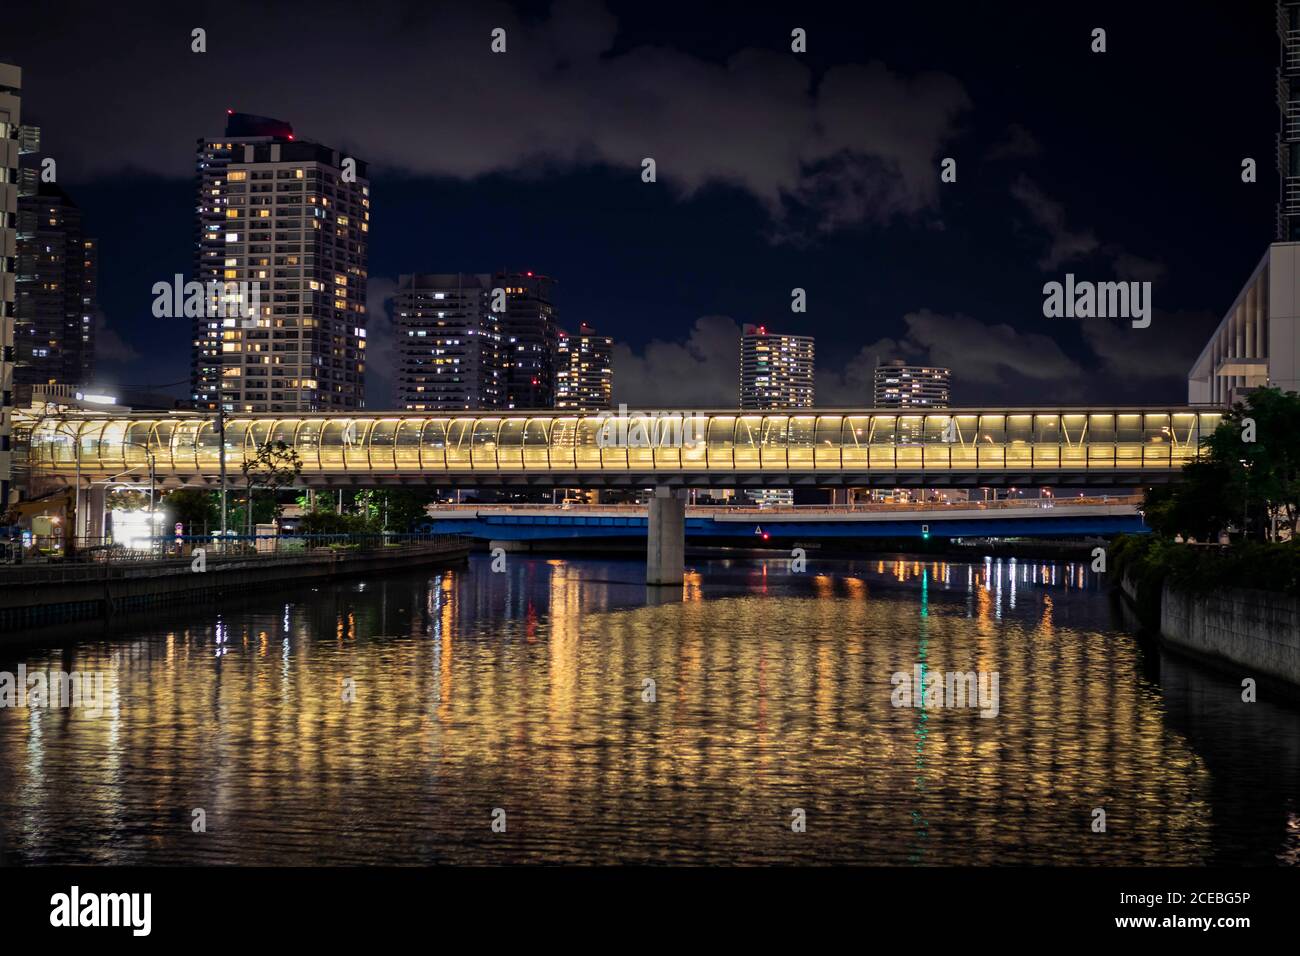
xmin=1188 ymin=242 xmax=1300 ymax=406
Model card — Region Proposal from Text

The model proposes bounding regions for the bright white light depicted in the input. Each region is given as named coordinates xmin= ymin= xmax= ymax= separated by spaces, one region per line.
xmin=111 ymin=509 xmax=166 ymax=550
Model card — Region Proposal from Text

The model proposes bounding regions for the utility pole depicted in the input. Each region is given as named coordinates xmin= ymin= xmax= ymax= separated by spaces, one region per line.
xmin=217 ymin=407 xmax=228 ymax=550
xmin=68 ymin=418 xmax=82 ymax=550
xmin=148 ymin=449 xmax=157 ymax=554
xmin=1239 ymin=458 xmax=1251 ymax=542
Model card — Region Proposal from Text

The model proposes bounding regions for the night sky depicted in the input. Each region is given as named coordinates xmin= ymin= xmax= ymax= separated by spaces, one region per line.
xmin=1 ymin=0 xmax=1275 ymax=408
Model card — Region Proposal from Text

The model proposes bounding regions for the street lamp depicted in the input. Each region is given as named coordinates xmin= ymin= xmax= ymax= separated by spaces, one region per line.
xmin=214 ymin=406 xmax=228 ymax=548
xmin=1239 ymin=458 xmax=1253 ymax=541
xmin=147 ymin=447 xmax=157 ymax=552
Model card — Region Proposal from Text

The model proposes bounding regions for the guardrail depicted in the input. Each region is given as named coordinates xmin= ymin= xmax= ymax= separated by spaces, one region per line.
xmin=424 ymin=495 xmax=1143 ymax=516
xmin=0 ymin=534 xmax=468 ymax=583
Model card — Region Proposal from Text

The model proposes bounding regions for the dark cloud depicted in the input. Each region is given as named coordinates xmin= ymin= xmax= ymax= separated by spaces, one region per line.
xmin=364 ymin=277 xmax=401 ymax=409
xmin=986 ymin=122 xmax=1042 ymax=161
xmin=1079 ymin=308 xmax=1220 ymax=380
xmin=611 ymin=315 xmax=740 ymax=407
xmin=607 ymin=306 xmax=1209 ymax=409
xmin=92 ymin=309 xmax=140 ymax=365
xmin=817 ymin=309 xmax=1083 ymax=403
xmin=12 ymin=0 xmax=969 ymax=237
xmin=1010 ymin=175 xmax=1167 ymax=284
xmin=1009 ymin=175 xmax=1102 ymax=270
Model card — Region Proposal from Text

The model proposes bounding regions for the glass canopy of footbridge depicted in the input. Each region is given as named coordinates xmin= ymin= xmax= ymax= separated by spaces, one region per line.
xmin=26 ymin=408 xmax=1223 ymax=487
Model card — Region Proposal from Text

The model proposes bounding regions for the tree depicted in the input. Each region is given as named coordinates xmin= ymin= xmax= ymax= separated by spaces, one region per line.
xmin=1142 ymin=460 xmax=1234 ymax=541
xmin=298 ymin=507 xmax=353 ymax=535
xmin=1202 ymin=388 xmax=1300 ymax=540
xmin=380 ymin=488 xmax=435 ymax=532
xmin=164 ymin=488 xmax=220 ymax=536
xmin=239 ymin=440 xmax=303 ymax=537
xmin=1145 ymin=387 xmax=1300 ymax=542
xmin=105 ymin=487 xmax=150 ymax=512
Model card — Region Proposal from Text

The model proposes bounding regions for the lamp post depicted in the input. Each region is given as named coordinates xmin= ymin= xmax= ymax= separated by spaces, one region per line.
xmin=1239 ymin=458 xmax=1252 ymax=542
xmin=216 ymin=407 xmax=228 ymax=550
xmin=69 ymin=422 xmax=81 ymax=547
xmin=147 ymin=448 xmax=157 ymax=553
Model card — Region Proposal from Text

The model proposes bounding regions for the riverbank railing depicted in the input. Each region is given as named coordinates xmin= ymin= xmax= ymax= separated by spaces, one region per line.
xmin=0 ymin=533 xmax=470 ymax=579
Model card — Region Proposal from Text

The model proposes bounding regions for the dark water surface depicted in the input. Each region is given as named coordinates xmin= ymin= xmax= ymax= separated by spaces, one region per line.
xmin=1 ymin=554 xmax=1297 ymax=865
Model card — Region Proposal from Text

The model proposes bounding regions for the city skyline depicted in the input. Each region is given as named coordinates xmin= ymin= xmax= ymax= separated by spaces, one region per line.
xmin=0 ymin=0 xmax=1272 ymax=412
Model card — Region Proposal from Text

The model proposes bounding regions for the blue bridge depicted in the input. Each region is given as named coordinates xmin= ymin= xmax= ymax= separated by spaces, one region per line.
xmin=418 ymin=498 xmax=1146 ymax=543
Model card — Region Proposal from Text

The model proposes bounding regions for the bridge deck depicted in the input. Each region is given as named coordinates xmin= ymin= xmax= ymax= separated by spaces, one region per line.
xmin=419 ymin=500 xmax=1147 ymax=540
xmin=24 ymin=407 xmax=1222 ymax=487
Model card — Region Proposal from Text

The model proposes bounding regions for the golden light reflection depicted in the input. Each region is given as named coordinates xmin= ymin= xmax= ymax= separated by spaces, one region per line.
xmin=0 ymin=556 xmax=1261 ymax=866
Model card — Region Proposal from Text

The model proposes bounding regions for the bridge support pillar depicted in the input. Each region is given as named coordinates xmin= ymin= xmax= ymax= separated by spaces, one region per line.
xmin=83 ymin=484 xmax=107 ymax=543
xmin=646 ymin=487 xmax=685 ymax=586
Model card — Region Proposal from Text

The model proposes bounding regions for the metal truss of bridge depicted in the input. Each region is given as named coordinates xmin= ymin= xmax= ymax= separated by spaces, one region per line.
xmin=26 ymin=407 xmax=1222 ymax=489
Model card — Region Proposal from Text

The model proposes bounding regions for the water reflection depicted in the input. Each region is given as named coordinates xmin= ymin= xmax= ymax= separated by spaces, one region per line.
xmin=0 ymin=554 xmax=1296 ymax=865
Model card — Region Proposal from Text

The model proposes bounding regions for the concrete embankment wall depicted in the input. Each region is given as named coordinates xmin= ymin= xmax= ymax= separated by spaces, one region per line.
xmin=1120 ymin=573 xmax=1300 ymax=690
xmin=0 ymin=543 xmax=469 ymax=637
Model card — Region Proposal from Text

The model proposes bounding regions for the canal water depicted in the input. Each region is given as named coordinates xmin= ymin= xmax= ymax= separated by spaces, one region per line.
xmin=0 ymin=554 xmax=1297 ymax=865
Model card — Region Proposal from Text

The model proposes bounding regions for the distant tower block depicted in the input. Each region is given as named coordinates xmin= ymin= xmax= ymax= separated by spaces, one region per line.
xmin=872 ymin=360 xmax=951 ymax=409
xmin=739 ymin=324 xmax=815 ymax=410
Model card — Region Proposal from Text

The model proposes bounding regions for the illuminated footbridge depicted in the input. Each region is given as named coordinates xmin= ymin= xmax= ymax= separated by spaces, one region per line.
xmin=26 ymin=406 xmax=1220 ymax=488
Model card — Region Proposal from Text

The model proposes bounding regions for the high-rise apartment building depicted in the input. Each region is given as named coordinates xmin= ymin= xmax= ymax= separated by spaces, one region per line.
xmin=1280 ymin=2 xmax=1300 ymax=239
xmin=1 ymin=63 xmax=34 ymax=511
xmin=555 ymin=322 xmax=612 ymax=411
xmin=192 ymin=112 xmax=369 ymax=413
xmin=498 ymin=271 xmax=557 ymax=409
xmin=395 ymin=273 xmax=503 ymax=410
xmin=739 ymin=324 xmax=815 ymax=409
xmin=872 ymin=360 xmax=951 ymax=408
xmin=14 ymin=184 xmax=97 ymax=404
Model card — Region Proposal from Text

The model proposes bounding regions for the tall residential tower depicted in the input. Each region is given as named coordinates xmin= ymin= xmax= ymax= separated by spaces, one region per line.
xmin=498 ymin=271 xmax=558 ymax=409
xmin=555 ymin=322 xmax=613 ymax=411
xmin=739 ymin=324 xmax=815 ymax=409
xmin=395 ymin=273 xmax=503 ymax=410
xmin=1280 ymin=2 xmax=1300 ymax=239
xmin=192 ymin=112 xmax=369 ymax=413
xmin=14 ymin=184 xmax=97 ymax=404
